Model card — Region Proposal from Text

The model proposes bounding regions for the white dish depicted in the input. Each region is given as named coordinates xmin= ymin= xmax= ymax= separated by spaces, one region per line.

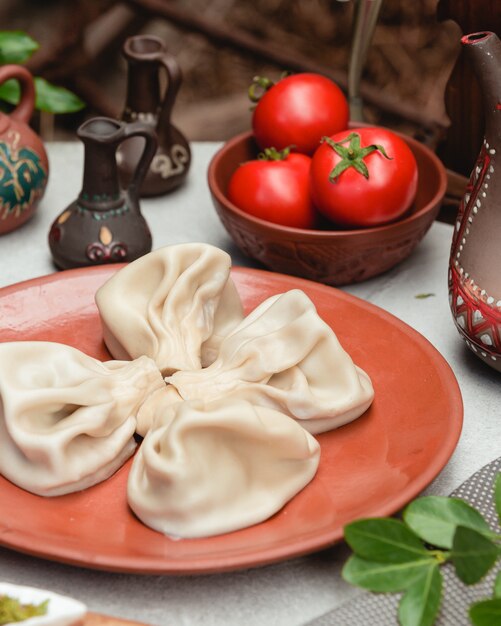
xmin=0 ymin=582 xmax=86 ymax=626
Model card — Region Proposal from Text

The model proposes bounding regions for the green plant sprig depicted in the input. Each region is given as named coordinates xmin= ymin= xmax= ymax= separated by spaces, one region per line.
xmin=342 ymin=473 xmax=501 ymax=626
xmin=0 ymin=31 xmax=84 ymax=114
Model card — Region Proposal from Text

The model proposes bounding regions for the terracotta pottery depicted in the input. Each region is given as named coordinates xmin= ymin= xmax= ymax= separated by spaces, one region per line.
xmin=48 ymin=117 xmax=157 ymax=270
xmin=449 ymin=32 xmax=501 ymax=373
xmin=0 ymin=265 xmax=462 ymax=573
xmin=117 ymin=35 xmax=191 ymax=197
xmin=208 ymin=130 xmax=447 ymax=286
xmin=0 ymin=65 xmax=48 ymax=235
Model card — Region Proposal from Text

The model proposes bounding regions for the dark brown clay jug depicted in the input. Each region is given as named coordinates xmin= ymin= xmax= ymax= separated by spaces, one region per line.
xmin=449 ymin=32 xmax=501 ymax=372
xmin=0 ymin=65 xmax=48 ymax=235
xmin=117 ymin=35 xmax=191 ymax=197
xmin=49 ymin=117 xmax=157 ymax=270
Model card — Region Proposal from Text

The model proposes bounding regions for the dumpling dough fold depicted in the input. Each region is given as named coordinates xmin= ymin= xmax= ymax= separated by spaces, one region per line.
xmin=127 ymin=397 xmax=320 ymax=538
xmin=0 ymin=341 xmax=165 ymax=496
xmin=167 ymin=290 xmax=374 ymax=434
xmin=95 ymin=243 xmax=244 ymax=374
xmin=135 ymin=384 xmax=182 ymax=437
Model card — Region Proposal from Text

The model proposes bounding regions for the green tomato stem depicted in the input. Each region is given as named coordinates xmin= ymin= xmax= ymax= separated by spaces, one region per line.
xmin=257 ymin=146 xmax=294 ymax=161
xmin=248 ymin=75 xmax=275 ymax=103
xmin=321 ymin=132 xmax=392 ymax=183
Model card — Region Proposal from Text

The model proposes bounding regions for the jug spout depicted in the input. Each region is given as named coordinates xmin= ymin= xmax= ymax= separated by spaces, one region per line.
xmin=462 ymin=32 xmax=501 ymax=141
xmin=78 ymin=118 xmax=124 ymax=207
xmin=123 ymin=36 xmax=163 ymax=116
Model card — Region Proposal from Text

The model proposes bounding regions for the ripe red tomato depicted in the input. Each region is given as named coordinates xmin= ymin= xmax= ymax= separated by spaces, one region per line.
xmin=227 ymin=149 xmax=315 ymax=229
xmin=310 ymin=127 xmax=418 ymax=227
xmin=251 ymin=73 xmax=349 ymax=156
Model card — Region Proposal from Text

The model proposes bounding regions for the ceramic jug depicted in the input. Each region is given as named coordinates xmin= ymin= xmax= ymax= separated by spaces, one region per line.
xmin=449 ymin=31 xmax=501 ymax=372
xmin=0 ymin=65 xmax=48 ymax=235
xmin=49 ymin=117 xmax=157 ymax=270
xmin=117 ymin=35 xmax=191 ymax=197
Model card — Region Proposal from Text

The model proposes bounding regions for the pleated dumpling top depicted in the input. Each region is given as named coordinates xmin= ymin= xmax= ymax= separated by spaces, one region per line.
xmin=167 ymin=289 xmax=374 ymax=434
xmin=95 ymin=243 xmax=244 ymax=375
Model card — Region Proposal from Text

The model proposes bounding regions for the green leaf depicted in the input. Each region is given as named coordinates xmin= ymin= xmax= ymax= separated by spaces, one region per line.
xmin=403 ymin=496 xmax=492 ymax=549
xmin=469 ymin=598 xmax=501 ymax=626
xmin=414 ymin=293 xmax=435 ymax=299
xmin=0 ymin=30 xmax=39 ymax=64
xmin=33 ymin=77 xmax=85 ymax=113
xmin=398 ymin=563 xmax=442 ymax=626
xmin=494 ymin=571 xmax=501 ymax=599
xmin=342 ymin=555 xmax=435 ymax=593
xmin=0 ymin=78 xmax=20 ymax=105
xmin=344 ymin=518 xmax=429 ymax=564
xmin=451 ymin=526 xmax=499 ymax=584
xmin=494 ymin=474 xmax=501 ymax=524
xmin=0 ymin=77 xmax=85 ymax=114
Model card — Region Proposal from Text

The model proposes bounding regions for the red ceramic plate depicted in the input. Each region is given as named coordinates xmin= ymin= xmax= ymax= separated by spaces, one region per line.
xmin=0 ymin=265 xmax=462 ymax=574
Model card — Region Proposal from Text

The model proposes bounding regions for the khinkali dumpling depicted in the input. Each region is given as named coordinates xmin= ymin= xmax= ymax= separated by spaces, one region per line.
xmin=127 ymin=397 xmax=320 ymax=538
xmin=135 ymin=384 xmax=182 ymax=437
xmin=0 ymin=341 xmax=165 ymax=496
xmin=167 ymin=290 xmax=374 ymax=434
xmin=95 ymin=243 xmax=244 ymax=374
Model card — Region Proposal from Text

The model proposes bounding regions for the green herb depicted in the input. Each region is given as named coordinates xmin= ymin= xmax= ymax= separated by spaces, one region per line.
xmin=470 ymin=598 xmax=501 ymax=626
xmin=470 ymin=572 xmax=501 ymax=626
xmin=0 ymin=594 xmax=49 ymax=624
xmin=0 ymin=31 xmax=38 ymax=64
xmin=344 ymin=518 xmax=430 ymax=563
xmin=451 ymin=526 xmax=499 ymax=585
xmin=403 ymin=496 xmax=493 ymax=548
xmin=342 ymin=473 xmax=501 ymax=626
xmin=0 ymin=30 xmax=84 ymax=114
xmin=398 ymin=563 xmax=442 ymax=626
xmin=414 ymin=293 xmax=435 ymax=299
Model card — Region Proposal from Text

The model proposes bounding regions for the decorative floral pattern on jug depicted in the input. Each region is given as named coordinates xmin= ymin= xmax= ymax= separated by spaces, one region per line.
xmin=449 ymin=32 xmax=501 ymax=372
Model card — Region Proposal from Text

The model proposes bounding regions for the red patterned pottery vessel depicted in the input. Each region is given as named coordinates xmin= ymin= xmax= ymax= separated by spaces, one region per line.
xmin=48 ymin=117 xmax=156 ymax=270
xmin=449 ymin=32 xmax=501 ymax=372
xmin=0 ymin=65 xmax=48 ymax=235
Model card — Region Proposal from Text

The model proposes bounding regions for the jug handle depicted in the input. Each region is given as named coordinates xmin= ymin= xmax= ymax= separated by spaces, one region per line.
xmin=156 ymin=53 xmax=182 ymax=138
xmin=122 ymin=122 xmax=158 ymax=196
xmin=0 ymin=65 xmax=36 ymax=124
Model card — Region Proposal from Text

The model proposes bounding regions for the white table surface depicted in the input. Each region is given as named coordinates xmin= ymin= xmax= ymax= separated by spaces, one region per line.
xmin=0 ymin=142 xmax=499 ymax=626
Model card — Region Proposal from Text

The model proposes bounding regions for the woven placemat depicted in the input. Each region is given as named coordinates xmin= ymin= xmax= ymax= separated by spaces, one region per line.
xmin=306 ymin=457 xmax=501 ymax=626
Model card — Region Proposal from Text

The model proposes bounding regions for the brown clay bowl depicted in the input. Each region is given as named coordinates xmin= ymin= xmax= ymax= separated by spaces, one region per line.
xmin=208 ymin=130 xmax=447 ymax=286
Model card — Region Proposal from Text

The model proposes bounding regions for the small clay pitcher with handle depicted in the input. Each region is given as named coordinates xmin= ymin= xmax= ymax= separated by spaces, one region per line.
xmin=0 ymin=65 xmax=48 ymax=234
xmin=49 ymin=116 xmax=157 ymax=269
xmin=449 ymin=31 xmax=501 ymax=372
xmin=117 ymin=35 xmax=191 ymax=197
